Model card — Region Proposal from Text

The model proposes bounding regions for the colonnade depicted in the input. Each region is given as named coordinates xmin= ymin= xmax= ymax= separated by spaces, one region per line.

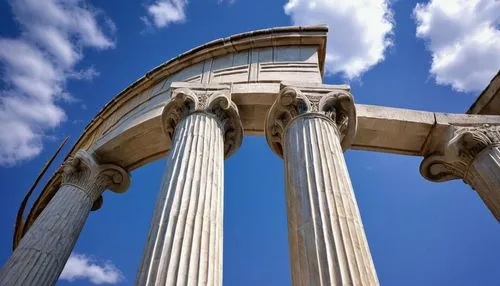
xmin=1 ymin=85 xmax=500 ymax=286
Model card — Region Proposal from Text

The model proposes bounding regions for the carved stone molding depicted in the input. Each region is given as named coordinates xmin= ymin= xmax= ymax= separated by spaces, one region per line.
xmin=420 ymin=124 xmax=500 ymax=184
xmin=61 ymin=150 xmax=130 ymax=203
xmin=162 ymin=86 xmax=243 ymax=158
xmin=265 ymin=84 xmax=357 ymax=157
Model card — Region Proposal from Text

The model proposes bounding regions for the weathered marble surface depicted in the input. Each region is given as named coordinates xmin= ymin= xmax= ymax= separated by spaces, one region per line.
xmin=137 ymin=114 xmax=224 ymax=286
xmin=267 ymin=85 xmax=378 ymax=285
xmin=0 ymin=184 xmax=92 ymax=286
xmin=469 ymin=146 xmax=500 ymax=220
xmin=0 ymin=151 xmax=129 ymax=286
xmin=284 ymin=116 xmax=378 ymax=285
xmin=136 ymin=87 xmax=242 ymax=285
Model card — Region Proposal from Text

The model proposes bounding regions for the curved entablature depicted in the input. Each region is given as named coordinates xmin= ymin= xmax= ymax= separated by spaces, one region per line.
xmin=78 ymin=25 xmax=328 ymax=168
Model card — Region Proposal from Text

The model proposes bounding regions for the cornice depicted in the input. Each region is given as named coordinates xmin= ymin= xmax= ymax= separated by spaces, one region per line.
xmin=76 ymin=25 xmax=327 ymax=160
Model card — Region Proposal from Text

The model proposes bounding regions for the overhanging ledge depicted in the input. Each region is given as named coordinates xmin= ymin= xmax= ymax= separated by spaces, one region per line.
xmin=467 ymin=71 xmax=500 ymax=115
xmin=90 ymin=82 xmax=500 ymax=170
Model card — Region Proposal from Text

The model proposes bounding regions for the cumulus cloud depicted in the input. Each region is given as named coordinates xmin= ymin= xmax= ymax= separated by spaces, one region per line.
xmin=60 ymin=253 xmax=124 ymax=284
xmin=143 ymin=0 xmax=187 ymax=28
xmin=284 ymin=0 xmax=394 ymax=79
xmin=414 ymin=0 xmax=500 ymax=92
xmin=0 ymin=0 xmax=115 ymax=166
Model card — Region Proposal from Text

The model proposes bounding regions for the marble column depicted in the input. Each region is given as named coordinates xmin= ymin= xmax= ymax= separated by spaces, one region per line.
xmin=266 ymin=86 xmax=378 ymax=286
xmin=136 ymin=87 xmax=243 ymax=286
xmin=0 ymin=150 xmax=130 ymax=286
xmin=421 ymin=124 xmax=500 ymax=221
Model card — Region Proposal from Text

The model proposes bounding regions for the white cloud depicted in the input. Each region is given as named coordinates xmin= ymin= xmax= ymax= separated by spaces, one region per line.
xmin=0 ymin=0 xmax=115 ymax=166
xmin=284 ymin=0 xmax=394 ymax=79
xmin=414 ymin=0 xmax=500 ymax=92
xmin=60 ymin=253 xmax=124 ymax=284
xmin=143 ymin=0 xmax=187 ymax=28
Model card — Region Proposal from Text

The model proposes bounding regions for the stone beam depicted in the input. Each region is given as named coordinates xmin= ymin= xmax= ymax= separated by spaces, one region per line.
xmin=354 ymin=104 xmax=435 ymax=155
xmin=90 ymin=82 xmax=500 ymax=170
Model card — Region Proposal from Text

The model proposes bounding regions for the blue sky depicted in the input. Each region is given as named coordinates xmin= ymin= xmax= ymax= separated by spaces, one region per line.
xmin=1 ymin=0 xmax=500 ymax=285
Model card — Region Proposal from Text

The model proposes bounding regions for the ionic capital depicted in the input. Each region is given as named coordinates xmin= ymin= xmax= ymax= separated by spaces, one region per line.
xmin=162 ymin=86 xmax=243 ymax=158
xmin=61 ymin=150 xmax=130 ymax=203
xmin=265 ymin=84 xmax=357 ymax=157
xmin=420 ymin=124 xmax=500 ymax=184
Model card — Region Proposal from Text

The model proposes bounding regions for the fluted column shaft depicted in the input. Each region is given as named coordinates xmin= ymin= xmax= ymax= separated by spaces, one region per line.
xmin=266 ymin=85 xmax=377 ymax=286
xmin=0 ymin=151 xmax=129 ymax=286
xmin=137 ymin=113 xmax=224 ymax=286
xmin=0 ymin=185 xmax=94 ymax=286
xmin=283 ymin=115 xmax=378 ymax=286
xmin=467 ymin=145 xmax=500 ymax=220
xmin=137 ymin=86 xmax=242 ymax=286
